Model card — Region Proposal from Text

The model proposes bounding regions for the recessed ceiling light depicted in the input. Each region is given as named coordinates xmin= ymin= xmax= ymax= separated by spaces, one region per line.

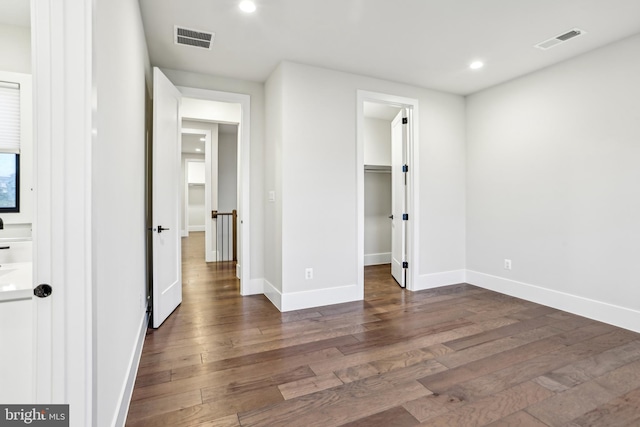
xmin=200 ymin=137 xmax=205 ymax=141
xmin=470 ymin=61 xmax=484 ymax=70
xmin=195 ymin=148 xmax=202 ymax=152
xmin=239 ymin=1 xmax=256 ymax=13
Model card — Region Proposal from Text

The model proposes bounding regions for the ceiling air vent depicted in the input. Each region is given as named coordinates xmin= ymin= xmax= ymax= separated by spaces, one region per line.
xmin=174 ymin=26 xmax=214 ymax=50
xmin=535 ymin=28 xmax=586 ymax=50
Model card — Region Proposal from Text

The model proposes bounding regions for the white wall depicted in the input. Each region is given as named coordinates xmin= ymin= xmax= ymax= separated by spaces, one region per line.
xmin=218 ymin=131 xmax=238 ymax=213
xmin=0 ymin=23 xmax=31 ymax=73
xmin=162 ymin=68 xmax=265 ymax=280
xmin=466 ymin=33 xmax=640 ymax=332
xmin=266 ymin=61 xmax=466 ymax=309
xmin=93 ymin=0 xmax=151 ymax=425
xmin=264 ymin=64 xmax=284 ymax=296
xmin=364 ymin=117 xmax=391 ymax=166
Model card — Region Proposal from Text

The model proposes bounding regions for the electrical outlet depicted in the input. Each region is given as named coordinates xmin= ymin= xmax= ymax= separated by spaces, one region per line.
xmin=305 ymin=268 xmax=313 ymax=280
xmin=504 ymin=259 xmax=512 ymax=270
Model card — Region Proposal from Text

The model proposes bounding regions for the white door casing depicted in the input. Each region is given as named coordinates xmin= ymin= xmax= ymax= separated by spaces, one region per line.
xmin=391 ymin=109 xmax=408 ymax=287
xmin=357 ymin=90 xmax=419 ymax=296
xmin=151 ymin=67 xmax=182 ymax=328
xmin=176 ymin=86 xmax=254 ymax=294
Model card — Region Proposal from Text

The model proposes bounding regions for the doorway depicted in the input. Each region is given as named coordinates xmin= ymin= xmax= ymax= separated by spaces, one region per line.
xmin=357 ymin=91 xmax=419 ymax=295
xmin=176 ymin=87 xmax=253 ymax=294
xmin=181 ymin=122 xmax=239 ymax=264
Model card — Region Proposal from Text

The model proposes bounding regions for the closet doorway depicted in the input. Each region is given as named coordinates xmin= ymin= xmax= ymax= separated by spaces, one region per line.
xmin=357 ymin=90 xmax=419 ymax=294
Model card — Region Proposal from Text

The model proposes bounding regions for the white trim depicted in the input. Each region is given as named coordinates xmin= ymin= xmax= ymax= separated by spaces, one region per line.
xmin=357 ymin=90 xmax=420 ymax=295
xmin=114 ymin=312 xmax=149 ymax=427
xmin=263 ymin=279 xmax=282 ymax=311
xmin=364 ymin=252 xmax=391 ymax=266
xmin=466 ymin=270 xmax=640 ymax=334
xmin=188 ymin=225 xmax=205 ymax=232
xmin=264 ymin=280 xmax=360 ymax=312
xmin=181 ymin=230 xmax=189 ymax=237
xmin=176 ymin=86 xmax=252 ymax=295
xmin=414 ymin=269 xmax=467 ymax=291
xmin=281 ymin=284 xmax=360 ymax=312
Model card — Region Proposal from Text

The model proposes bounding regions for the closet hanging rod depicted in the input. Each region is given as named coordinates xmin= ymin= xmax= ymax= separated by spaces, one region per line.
xmin=364 ymin=164 xmax=391 ymax=173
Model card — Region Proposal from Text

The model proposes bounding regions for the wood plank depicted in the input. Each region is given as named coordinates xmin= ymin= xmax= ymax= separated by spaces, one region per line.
xmin=125 ymin=235 xmax=640 ymax=427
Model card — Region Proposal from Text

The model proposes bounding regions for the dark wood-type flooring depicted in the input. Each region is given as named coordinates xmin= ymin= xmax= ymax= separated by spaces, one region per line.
xmin=126 ymin=232 xmax=640 ymax=426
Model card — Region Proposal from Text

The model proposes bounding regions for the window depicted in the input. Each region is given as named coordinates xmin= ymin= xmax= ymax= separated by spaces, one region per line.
xmin=0 ymin=153 xmax=19 ymax=212
xmin=0 ymin=81 xmax=20 ymax=212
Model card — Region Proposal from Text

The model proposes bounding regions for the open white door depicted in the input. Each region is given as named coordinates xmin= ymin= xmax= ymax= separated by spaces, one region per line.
xmin=151 ymin=67 xmax=182 ymax=328
xmin=391 ymin=109 xmax=408 ymax=287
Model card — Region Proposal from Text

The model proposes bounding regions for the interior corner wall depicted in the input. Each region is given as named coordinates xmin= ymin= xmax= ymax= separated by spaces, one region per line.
xmin=160 ymin=68 xmax=265 ymax=283
xmin=275 ymin=61 xmax=466 ymax=310
xmin=263 ymin=63 xmax=284 ymax=301
xmin=0 ymin=23 xmax=31 ymax=73
xmin=465 ymin=33 xmax=640 ymax=332
xmin=93 ymin=0 xmax=151 ymax=425
xmin=218 ymin=131 xmax=238 ymax=213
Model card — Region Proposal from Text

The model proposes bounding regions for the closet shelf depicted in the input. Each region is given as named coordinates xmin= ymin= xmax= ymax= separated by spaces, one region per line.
xmin=364 ymin=164 xmax=391 ymax=173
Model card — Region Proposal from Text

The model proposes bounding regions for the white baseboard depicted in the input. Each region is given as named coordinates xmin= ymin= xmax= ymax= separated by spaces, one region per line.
xmin=181 ymin=229 xmax=188 ymax=237
xmin=242 ymin=278 xmax=264 ymax=296
xmin=466 ymin=270 xmax=640 ymax=334
xmin=364 ymin=252 xmax=391 ymax=266
xmin=115 ymin=309 xmax=149 ymax=427
xmin=264 ymin=279 xmax=282 ymax=311
xmin=263 ymin=280 xmax=360 ymax=312
xmin=188 ymin=225 xmax=204 ymax=232
xmin=414 ymin=269 xmax=466 ymax=291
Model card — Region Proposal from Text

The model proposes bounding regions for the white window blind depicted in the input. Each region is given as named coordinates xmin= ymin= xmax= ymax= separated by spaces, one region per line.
xmin=0 ymin=81 xmax=20 ymax=153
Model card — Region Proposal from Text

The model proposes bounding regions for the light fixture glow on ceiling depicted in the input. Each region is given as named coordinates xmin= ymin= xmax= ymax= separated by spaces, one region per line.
xmin=470 ymin=61 xmax=484 ymax=70
xmin=239 ymin=1 xmax=256 ymax=13
xmin=200 ymin=137 xmax=205 ymax=141
xmin=195 ymin=148 xmax=202 ymax=152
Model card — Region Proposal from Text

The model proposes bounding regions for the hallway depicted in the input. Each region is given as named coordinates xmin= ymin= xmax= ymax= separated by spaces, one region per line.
xmin=126 ymin=233 xmax=640 ymax=426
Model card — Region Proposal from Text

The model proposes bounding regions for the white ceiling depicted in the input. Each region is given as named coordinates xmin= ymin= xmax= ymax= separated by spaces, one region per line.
xmin=139 ymin=0 xmax=640 ymax=95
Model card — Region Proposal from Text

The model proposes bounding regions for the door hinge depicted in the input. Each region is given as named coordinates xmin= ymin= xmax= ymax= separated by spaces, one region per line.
xmin=402 ymin=213 xmax=409 ymax=221
xmin=402 ymin=117 xmax=408 ymax=124
xmin=402 ymin=261 xmax=409 ymax=269
xmin=402 ymin=164 xmax=408 ymax=173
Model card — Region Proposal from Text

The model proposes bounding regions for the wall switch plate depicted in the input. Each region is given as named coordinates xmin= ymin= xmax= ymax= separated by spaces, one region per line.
xmin=504 ymin=259 xmax=512 ymax=270
xmin=305 ymin=268 xmax=313 ymax=280
xmin=268 ymin=191 xmax=276 ymax=202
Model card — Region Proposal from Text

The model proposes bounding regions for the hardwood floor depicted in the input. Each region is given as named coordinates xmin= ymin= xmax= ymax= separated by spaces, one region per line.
xmin=126 ymin=232 xmax=640 ymax=426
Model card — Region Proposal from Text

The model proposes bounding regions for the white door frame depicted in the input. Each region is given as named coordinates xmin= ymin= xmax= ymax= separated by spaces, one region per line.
xmin=177 ymin=86 xmax=252 ymax=294
xmin=181 ymin=128 xmax=211 ymax=239
xmin=357 ymin=90 xmax=420 ymax=295
xmin=32 ymin=0 xmax=93 ymax=424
